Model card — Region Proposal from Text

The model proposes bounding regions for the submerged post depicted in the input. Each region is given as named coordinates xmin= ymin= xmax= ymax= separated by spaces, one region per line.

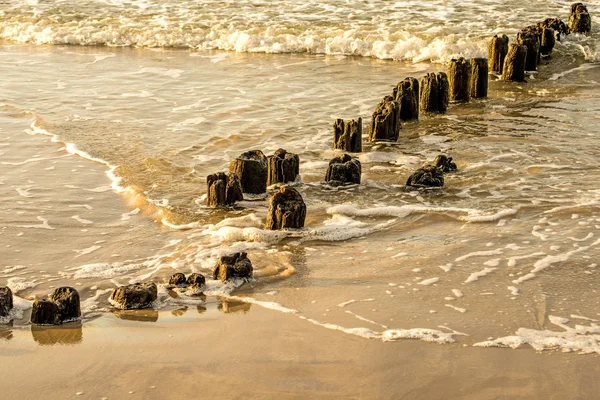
xmin=369 ymin=96 xmax=401 ymax=142
xmin=569 ymin=3 xmax=592 ymax=33
xmin=469 ymin=58 xmax=488 ymax=99
xmin=393 ymin=77 xmax=420 ymax=121
xmin=420 ymin=72 xmax=449 ymax=114
xmin=448 ymin=57 xmax=471 ymax=103
xmin=488 ymin=35 xmax=509 ymax=74
xmin=325 ymin=154 xmax=361 ymax=186
xmin=333 ymin=118 xmax=362 ymax=152
xmin=502 ymin=43 xmax=527 ymax=82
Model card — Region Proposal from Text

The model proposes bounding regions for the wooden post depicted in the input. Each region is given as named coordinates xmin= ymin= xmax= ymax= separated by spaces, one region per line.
xmin=469 ymin=58 xmax=488 ymax=99
xmin=333 ymin=118 xmax=362 ymax=152
xmin=267 ymin=149 xmax=300 ymax=186
xmin=207 ymin=172 xmax=243 ymax=207
xmin=420 ymin=72 xmax=449 ymax=114
xmin=448 ymin=57 xmax=471 ymax=103
xmin=432 ymin=155 xmax=457 ymax=172
xmin=325 ymin=154 xmax=361 ymax=185
xmin=229 ymin=150 xmax=268 ymax=194
xmin=406 ymin=165 xmax=444 ymax=188
xmin=517 ymin=30 xmax=540 ymax=71
xmin=541 ymin=18 xmax=569 ymax=41
xmin=538 ymin=26 xmax=556 ymax=55
xmin=569 ymin=3 xmax=592 ymax=33
xmin=393 ymin=77 xmax=419 ymax=121
xmin=213 ymin=252 xmax=253 ymax=281
xmin=369 ymin=96 xmax=401 ymax=142
xmin=488 ymin=35 xmax=509 ymax=74
xmin=49 ymin=287 xmax=81 ymax=322
xmin=502 ymin=43 xmax=527 ymax=82
xmin=0 ymin=287 xmax=12 ymax=318
xmin=265 ymin=186 xmax=306 ymax=230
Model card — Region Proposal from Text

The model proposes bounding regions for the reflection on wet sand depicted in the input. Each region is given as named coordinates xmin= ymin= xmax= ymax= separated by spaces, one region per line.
xmin=197 ymin=305 xmax=207 ymax=314
xmin=171 ymin=307 xmax=187 ymax=317
xmin=112 ymin=309 xmax=159 ymax=323
xmin=31 ymin=323 xmax=83 ymax=346
xmin=0 ymin=324 xmax=13 ymax=341
xmin=218 ymin=298 xmax=252 ymax=314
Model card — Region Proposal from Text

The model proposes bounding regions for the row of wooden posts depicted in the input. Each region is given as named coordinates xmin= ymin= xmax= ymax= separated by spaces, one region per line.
xmin=0 ymin=5 xmax=593 ymax=324
xmin=206 ymin=3 xmax=592 ymax=232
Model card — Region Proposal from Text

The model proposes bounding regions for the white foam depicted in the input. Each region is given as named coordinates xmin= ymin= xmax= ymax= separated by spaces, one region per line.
xmin=71 ymin=215 xmax=93 ymax=225
xmin=456 ymin=249 xmax=503 ymax=262
xmin=345 ymin=310 xmax=388 ymax=329
xmin=418 ymin=277 xmax=439 ymax=286
xmin=445 ymin=304 xmax=466 ymax=313
xmin=507 ymin=252 xmax=546 ymax=267
xmin=474 ymin=316 xmax=600 ymax=354
xmin=16 ymin=216 xmax=55 ymax=230
xmin=338 ymin=298 xmax=375 ymax=308
xmin=15 ymin=188 xmax=34 ymax=198
xmin=121 ymin=208 xmax=140 ymax=221
xmin=452 ymin=289 xmax=463 ymax=298
xmin=6 ymin=277 xmax=38 ymax=293
xmin=74 ymin=245 xmax=102 ymax=257
xmin=464 ymin=267 xmax=496 ymax=284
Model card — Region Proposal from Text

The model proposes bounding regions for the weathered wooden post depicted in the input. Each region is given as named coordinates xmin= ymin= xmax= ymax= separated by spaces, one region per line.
xmin=469 ymin=58 xmax=488 ymax=99
xmin=50 ymin=287 xmax=81 ymax=322
xmin=369 ymin=96 xmax=401 ymax=142
xmin=229 ymin=150 xmax=268 ymax=195
xmin=267 ymin=149 xmax=300 ymax=186
xmin=433 ymin=155 xmax=457 ymax=172
xmin=31 ymin=300 xmax=61 ymax=325
xmin=406 ymin=165 xmax=445 ymax=188
xmin=213 ymin=253 xmax=253 ymax=282
xmin=0 ymin=287 xmax=13 ymax=318
xmin=393 ymin=77 xmax=419 ymax=121
xmin=325 ymin=154 xmax=361 ymax=185
xmin=538 ymin=25 xmax=556 ymax=55
xmin=265 ymin=186 xmax=306 ymax=230
xmin=569 ymin=3 xmax=592 ymax=33
xmin=207 ymin=172 xmax=243 ymax=207
xmin=110 ymin=283 xmax=158 ymax=310
xmin=488 ymin=34 xmax=509 ymax=74
xmin=502 ymin=43 xmax=527 ymax=82
xmin=541 ymin=18 xmax=569 ymax=41
xmin=420 ymin=72 xmax=449 ymax=114
xmin=517 ymin=30 xmax=540 ymax=71
xmin=448 ymin=57 xmax=471 ymax=103
xmin=333 ymin=118 xmax=362 ymax=152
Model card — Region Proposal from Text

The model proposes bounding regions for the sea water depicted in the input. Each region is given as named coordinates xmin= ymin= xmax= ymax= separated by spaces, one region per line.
xmin=1 ymin=0 xmax=600 ymax=353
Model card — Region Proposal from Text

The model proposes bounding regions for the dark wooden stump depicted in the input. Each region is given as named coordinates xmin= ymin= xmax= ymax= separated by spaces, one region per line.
xmin=325 ymin=154 xmax=361 ymax=186
xmin=469 ymin=58 xmax=488 ymax=99
xmin=31 ymin=300 xmax=61 ymax=325
xmin=229 ymin=150 xmax=268 ymax=195
xmin=502 ymin=43 xmax=527 ymax=82
xmin=569 ymin=3 xmax=592 ymax=33
xmin=207 ymin=172 xmax=243 ymax=207
xmin=333 ymin=118 xmax=362 ymax=152
xmin=488 ymin=34 xmax=509 ymax=74
xmin=541 ymin=18 xmax=569 ymax=41
xmin=265 ymin=186 xmax=306 ymax=230
xmin=517 ymin=30 xmax=540 ymax=71
xmin=186 ymin=273 xmax=205 ymax=287
xmin=213 ymin=252 xmax=253 ymax=282
xmin=432 ymin=155 xmax=457 ymax=172
xmin=369 ymin=96 xmax=401 ymax=142
xmin=538 ymin=26 xmax=556 ymax=55
xmin=267 ymin=149 xmax=300 ymax=186
xmin=393 ymin=77 xmax=420 ymax=121
xmin=110 ymin=283 xmax=158 ymax=310
xmin=169 ymin=272 xmax=187 ymax=286
xmin=49 ymin=287 xmax=81 ymax=322
xmin=448 ymin=57 xmax=471 ymax=103
xmin=406 ymin=165 xmax=445 ymax=188
xmin=0 ymin=287 xmax=13 ymax=318
xmin=420 ymin=72 xmax=449 ymax=114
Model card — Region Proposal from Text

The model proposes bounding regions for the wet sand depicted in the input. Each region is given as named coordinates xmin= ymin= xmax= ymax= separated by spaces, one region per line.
xmin=2 ymin=306 xmax=598 ymax=399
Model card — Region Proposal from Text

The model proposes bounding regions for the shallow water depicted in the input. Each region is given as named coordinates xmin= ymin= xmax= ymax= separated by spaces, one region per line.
xmin=1 ymin=0 xmax=600 ymax=359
